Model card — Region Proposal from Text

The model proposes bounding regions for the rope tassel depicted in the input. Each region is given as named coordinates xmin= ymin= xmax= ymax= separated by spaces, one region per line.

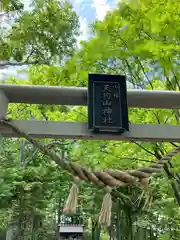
xmin=63 ymin=182 xmax=79 ymax=214
xmin=99 ymin=187 xmax=112 ymax=227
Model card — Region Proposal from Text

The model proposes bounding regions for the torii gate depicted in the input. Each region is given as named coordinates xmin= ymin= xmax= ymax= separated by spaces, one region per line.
xmin=0 ymin=75 xmax=180 ymax=227
xmin=0 ymin=83 xmax=180 ymax=142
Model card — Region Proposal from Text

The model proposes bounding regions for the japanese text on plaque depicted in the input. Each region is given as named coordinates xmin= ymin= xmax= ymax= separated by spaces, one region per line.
xmin=100 ymin=83 xmax=119 ymax=125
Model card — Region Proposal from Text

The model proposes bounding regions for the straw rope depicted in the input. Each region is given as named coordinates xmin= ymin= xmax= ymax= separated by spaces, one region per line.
xmin=1 ymin=120 xmax=179 ymax=188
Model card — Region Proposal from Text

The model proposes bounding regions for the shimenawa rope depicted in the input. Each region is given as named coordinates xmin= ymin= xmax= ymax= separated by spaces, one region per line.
xmin=1 ymin=120 xmax=180 ymax=226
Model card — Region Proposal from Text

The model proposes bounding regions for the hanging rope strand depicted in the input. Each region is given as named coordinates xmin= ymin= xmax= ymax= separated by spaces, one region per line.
xmin=1 ymin=120 xmax=180 ymax=188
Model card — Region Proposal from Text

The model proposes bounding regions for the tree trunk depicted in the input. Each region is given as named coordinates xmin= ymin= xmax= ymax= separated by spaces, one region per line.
xmin=91 ymin=218 xmax=101 ymax=240
xmin=116 ymin=199 xmax=121 ymax=240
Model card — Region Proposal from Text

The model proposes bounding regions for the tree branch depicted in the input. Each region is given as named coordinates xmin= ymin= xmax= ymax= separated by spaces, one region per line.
xmin=100 ymin=149 xmax=156 ymax=163
xmin=163 ymin=164 xmax=180 ymax=206
xmin=170 ymin=142 xmax=179 ymax=148
xmin=73 ymin=109 xmax=88 ymax=119
xmin=40 ymin=111 xmax=49 ymax=121
xmin=46 ymin=140 xmax=77 ymax=149
xmin=144 ymin=109 xmax=161 ymax=124
xmin=0 ymin=60 xmax=49 ymax=67
xmin=132 ymin=141 xmax=157 ymax=158
xmin=136 ymin=57 xmax=154 ymax=90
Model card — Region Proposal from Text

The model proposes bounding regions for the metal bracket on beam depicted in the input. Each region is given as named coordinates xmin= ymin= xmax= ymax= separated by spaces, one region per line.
xmin=0 ymin=90 xmax=9 ymax=119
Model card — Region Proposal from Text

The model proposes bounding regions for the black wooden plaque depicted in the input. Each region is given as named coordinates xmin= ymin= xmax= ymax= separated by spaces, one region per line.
xmin=88 ymin=74 xmax=129 ymax=133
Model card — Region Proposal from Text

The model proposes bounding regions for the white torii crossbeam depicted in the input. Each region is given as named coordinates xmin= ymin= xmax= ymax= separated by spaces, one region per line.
xmin=0 ymin=84 xmax=180 ymax=142
xmin=0 ymin=84 xmax=180 ymax=108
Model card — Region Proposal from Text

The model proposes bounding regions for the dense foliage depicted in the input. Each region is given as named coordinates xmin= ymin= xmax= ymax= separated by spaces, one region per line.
xmin=0 ymin=0 xmax=180 ymax=239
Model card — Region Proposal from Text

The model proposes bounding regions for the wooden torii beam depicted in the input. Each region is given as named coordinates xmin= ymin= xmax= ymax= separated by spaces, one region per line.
xmin=0 ymin=84 xmax=180 ymax=142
